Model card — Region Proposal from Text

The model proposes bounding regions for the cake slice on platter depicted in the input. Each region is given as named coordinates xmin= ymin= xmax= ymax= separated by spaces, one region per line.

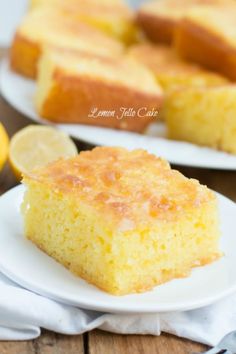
xmin=164 ymin=84 xmax=236 ymax=154
xmin=175 ymin=4 xmax=236 ymax=80
xmin=35 ymin=48 xmax=163 ymax=132
xmin=10 ymin=7 xmax=124 ymax=79
xmin=128 ymin=43 xmax=227 ymax=92
xmin=137 ymin=0 xmax=235 ymax=44
xmin=22 ymin=147 xmax=221 ymax=295
xmin=29 ymin=0 xmax=140 ymax=45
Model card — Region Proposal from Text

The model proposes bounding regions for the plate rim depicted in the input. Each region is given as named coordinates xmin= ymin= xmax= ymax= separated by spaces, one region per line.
xmin=0 ymin=184 xmax=236 ymax=314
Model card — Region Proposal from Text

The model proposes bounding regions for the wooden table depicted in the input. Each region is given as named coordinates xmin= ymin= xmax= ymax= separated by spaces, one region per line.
xmin=2 ymin=61 xmax=236 ymax=354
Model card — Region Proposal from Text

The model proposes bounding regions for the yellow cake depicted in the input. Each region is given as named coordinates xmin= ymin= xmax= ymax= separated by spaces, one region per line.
xmin=21 ymin=147 xmax=221 ymax=295
xmin=164 ymin=84 xmax=236 ymax=154
xmin=10 ymin=7 xmax=123 ymax=79
xmin=30 ymin=0 xmax=125 ymax=8
xmin=29 ymin=0 xmax=139 ymax=45
xmin=35 ymin=48 xmax=163 ymax=132
xmin=175 ymin=4 xmax=236 ymax=80
xmin=128 ymin=43 xmax=227 ymax=92
xmin=136 ymin=0 xmax=235 ymax=44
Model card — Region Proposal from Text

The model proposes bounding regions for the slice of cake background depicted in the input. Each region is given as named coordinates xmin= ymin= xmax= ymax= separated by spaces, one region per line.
xmin=136 ymin=0 xmax=236 ymax=44
xmin=10 ymin=7 xmax=124 ymax=79
xmin=35 ymin=48 xmax=163 ymax=132
xmin=28 ymin=0 xmax=139 ymax=45
xmin=174 ymin=3 xmax=236 ymax=81
xmin=128 ymin=42 xmax=227 ymax=92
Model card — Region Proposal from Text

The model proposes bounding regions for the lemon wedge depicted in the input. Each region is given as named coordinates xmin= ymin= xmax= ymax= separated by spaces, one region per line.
xmin=9 ymin=125 xmax=78 ymax=180
xmin=0 ymin=123 xmax=9 ymax=172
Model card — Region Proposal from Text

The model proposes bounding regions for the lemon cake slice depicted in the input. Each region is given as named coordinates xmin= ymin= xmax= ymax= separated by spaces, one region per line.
xmin=10 ymin=7 xmax=123 ymax=79
xmin=164 ymin=84 xmax=236 ymax=154
xmin=29 ymin=0 xmax=139 ymax=45
xmin=175 ymin=4 xmax=236 ymax=80
xmin=35 ymin=48 xmax=163 ymax=132
xmin=136 ymin=0 xmax=235 ymax=44
xmin=128 ymin=43 xmax=227 ymax=92
xmin=30 ymin=0 xmax=125 ymax=9
xmin=22 ymin=147 xmax=221 ymax=295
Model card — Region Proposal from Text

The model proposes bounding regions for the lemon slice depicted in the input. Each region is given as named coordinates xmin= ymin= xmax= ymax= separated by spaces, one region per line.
xmin=0 ymin=123 xmax=9 ymax=172
xmin=9 ymin=125 xmax=78 ymax=180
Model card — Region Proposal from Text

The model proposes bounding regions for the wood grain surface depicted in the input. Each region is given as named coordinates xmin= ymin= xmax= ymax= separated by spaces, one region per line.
xmin=1 ymin=46 xmax=233 ymax=353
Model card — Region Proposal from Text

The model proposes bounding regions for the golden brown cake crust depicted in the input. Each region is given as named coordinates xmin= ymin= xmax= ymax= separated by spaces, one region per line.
xmin=175 ymin=18 xmax=236 ymax=80
xmin=39 ymin=68 xmax=162 ymax=132
xmin=129 ymin=42 xmax=224 ymax=76
xmin=136 ymin=11 xmax=176 ymax=44
xmin=24 ymin=147 xmax=215 ymax=223
xmin=10 ymin=8 xmax=124 ymax=79
xmin=10 ymin=33 xmax=41 ymax=78
xmin=137 ymin=0 xmax=236 ymax=44
xmin=128 ymin=43 xmax=227 ymax=100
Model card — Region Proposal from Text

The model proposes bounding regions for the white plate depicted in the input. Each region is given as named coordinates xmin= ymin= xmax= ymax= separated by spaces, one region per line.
xmin=0 ymin=185 xmax=236 ymax=313
xmin=1 ymin=58 xmax=236 ymax=170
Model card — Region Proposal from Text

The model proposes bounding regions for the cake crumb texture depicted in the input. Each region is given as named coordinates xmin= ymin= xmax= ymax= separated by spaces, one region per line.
xmin=164 ymin=85 xmax=236 ymax=154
